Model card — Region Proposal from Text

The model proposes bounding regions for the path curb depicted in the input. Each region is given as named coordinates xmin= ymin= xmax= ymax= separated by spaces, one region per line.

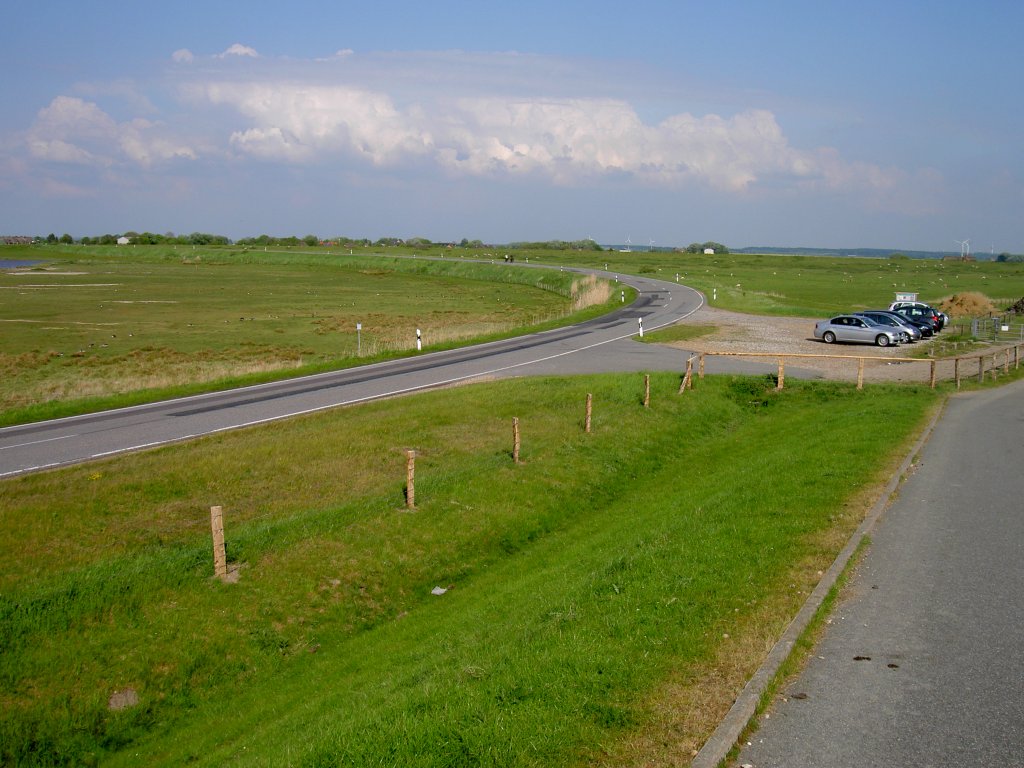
xmin=690 ymin=395 xmax=949 ymax=768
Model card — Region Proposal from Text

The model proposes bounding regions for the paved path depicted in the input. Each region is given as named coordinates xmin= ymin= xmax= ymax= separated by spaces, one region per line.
xmin=735 ymin=378 xmax=1024 ymax=768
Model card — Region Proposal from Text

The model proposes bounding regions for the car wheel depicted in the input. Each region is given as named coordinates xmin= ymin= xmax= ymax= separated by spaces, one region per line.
xmin=823 ymin=331 xmax=836 ymax=343
xmin=876 ymin=334 xmax=890 ymax=347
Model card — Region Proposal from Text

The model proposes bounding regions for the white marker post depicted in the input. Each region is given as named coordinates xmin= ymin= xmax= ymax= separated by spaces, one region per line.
xmin=416 ymin=328 xmax=422 ymax=351
xmin=713 ymin=288 xmax=717 ymax=301
xmin=621 ymin=290 xmax=625 ymax=303
xmin=357 ymin=322 xmax=362 ymax=356
xmin=638 ymin=317 xmax=644 ymax=338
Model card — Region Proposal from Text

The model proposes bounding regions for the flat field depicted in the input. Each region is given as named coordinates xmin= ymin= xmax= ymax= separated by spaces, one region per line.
xmin=0 ymin=245 xmax=604 ymax=420
xmin=0 ymin=372 xmax=939 ymax=766
xmin=528 ymin=249 xmax=1024 ymax=316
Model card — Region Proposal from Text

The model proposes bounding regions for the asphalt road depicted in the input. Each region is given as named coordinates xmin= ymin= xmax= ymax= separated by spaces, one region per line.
xmin=0 ymin=268 xmax=803 ymax=478
xmin=735 ymin=378 xmax=1024 ymax=768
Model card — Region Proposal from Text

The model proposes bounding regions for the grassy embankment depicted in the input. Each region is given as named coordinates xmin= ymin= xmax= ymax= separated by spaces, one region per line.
xmin=0 ymin=372 xmax=940 ymax=766
xmin=0 ymin=244 xmax=624 ymax=425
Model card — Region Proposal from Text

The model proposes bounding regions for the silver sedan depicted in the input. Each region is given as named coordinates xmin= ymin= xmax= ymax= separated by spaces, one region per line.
xmin=814 ymin=315 xmax=901 ymax=347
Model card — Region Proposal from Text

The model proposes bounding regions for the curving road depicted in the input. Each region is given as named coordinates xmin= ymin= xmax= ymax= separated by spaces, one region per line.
xmin=0 ymin=269 xmax=731 ymax=478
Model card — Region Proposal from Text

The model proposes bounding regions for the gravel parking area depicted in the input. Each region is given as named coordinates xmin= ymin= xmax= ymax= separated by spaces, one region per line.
xmin=675 ymin=306 xmax=942 ymax=384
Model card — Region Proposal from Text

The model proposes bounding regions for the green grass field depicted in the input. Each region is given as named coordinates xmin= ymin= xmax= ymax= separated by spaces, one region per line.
xmin=1 ymin=243 xmax=1014 ymax=765
xmin=0 ymin=373 xmax=939 ymax=766
xmin=525 ymin=249 xmax=1024 ymax=316
xmin=0 ymin=245 xmax=617 ymax=423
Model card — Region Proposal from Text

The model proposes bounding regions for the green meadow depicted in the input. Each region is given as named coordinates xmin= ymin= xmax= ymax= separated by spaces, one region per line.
xmin=0 ymin=245 xmax=616 ymax=424
xmin=525 ymin=248 xmax=1024 ymax=316
xmin=1 ymin=373 xmax=939 ymax=766
xmin=2 ymin=243 xmax=1020 ymax=765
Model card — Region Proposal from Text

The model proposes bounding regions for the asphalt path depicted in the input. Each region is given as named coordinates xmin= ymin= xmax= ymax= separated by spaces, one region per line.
xmin=0 ymin=267 xmax=807 ymax=478
xmin=735 ymin=378 xmax=1024 ymax=767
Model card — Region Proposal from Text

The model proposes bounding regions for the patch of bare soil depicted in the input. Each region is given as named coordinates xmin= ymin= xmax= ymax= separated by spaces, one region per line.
xmin=672 ymin=307 xmax=939 ymax=384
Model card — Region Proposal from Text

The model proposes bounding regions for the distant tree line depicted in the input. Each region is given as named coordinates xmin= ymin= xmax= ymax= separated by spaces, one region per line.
xmin=677 ymin=241 xmax=730 ymax=254
xmin=507 ymin=239 xmax=604 ymax=251
xmin=23 ymin=232 xmax=745 ymax=257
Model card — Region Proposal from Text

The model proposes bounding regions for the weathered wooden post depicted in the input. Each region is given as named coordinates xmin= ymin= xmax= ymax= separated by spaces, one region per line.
xmin=644 ymin=374 xmax=651 ymax=408
xmin=954 ymin=357 xmax=961 ymax=390
xmin=585 ymin=393 xmax=593 ymax=434
xmin=512 ymin=417 xmax=521 ymax=464
xmin=679 ymin=356 xmax=694 ymax=393
xmin=776 ymin=358 xmax=785 ymax=390
xmin=1004 ymin=349 xmax=1011 ymax=374
xmin=857 ymin=358 xmax=865 ymax=390
xmin=978 ymin=355 xmax=985 ymax=383
xmin=929 ymin=359 xmax=937 ymax=389
xmin=405 ymin=450 xmax=417 ymax=509
xmin=698 ymin=353 xmax=705 ymax=380
xmin=210 ymin=505 xmax=227 ymax=578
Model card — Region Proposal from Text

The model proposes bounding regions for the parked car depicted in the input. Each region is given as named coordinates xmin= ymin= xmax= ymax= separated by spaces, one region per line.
xmin=855 ymin=311 xmax=923 ymax=342
xmin=814 ymin=315 xmax=901 ymax=347
xmin=892 ymin=305 xmax=942 ymax=332
xmin=889 ymin=301 xmax=945 ymax=331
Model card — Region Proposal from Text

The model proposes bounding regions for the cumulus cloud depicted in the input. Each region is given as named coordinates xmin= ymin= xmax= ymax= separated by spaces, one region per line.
xmin=26 ymin=96 xmax=196 ymax=169
xmin=185 ymin=72 xmax=896 ymax=192
xmin=218 ymin=43 xmax=259 ymax=59
xmin=18 ymin=49 xmax=902 ymax=200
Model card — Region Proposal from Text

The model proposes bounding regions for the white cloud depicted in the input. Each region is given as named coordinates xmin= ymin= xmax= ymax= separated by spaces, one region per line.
xmin=25 ymin=96 xmax=197 ymax=169
xmin=16 ymin=50 xmax=904 ymax=207
xmin=186 ymin=72 xmax=896 ymax=192
xmin=218 ymin=43 xmax=259 ymax=59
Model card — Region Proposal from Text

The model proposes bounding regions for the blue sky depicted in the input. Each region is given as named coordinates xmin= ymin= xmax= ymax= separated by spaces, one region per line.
xmin=2 ymin=0 xmax=1021 ymax=252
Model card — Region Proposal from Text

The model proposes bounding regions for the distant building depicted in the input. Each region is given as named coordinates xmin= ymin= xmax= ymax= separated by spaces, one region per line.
xmin=704 ymin=248 xmax=715 ymax=255
xmin=117 ymin=236 xmax=131 ymax=245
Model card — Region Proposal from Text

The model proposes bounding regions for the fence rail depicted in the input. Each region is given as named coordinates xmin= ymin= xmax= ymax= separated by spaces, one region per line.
xmin=696 ymin=343 xmax=1022 ymax=390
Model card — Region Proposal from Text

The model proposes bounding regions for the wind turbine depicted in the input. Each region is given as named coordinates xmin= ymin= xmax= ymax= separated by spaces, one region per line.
xmin=954 ymin=239 xmax=971 ymax=260
xmin=649 ymin=238 xmax=655 ymax=252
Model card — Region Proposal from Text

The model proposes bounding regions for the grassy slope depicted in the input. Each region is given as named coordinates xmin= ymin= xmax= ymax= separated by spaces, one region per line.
xmin=0 ymin=373 xmax=939 ymax=766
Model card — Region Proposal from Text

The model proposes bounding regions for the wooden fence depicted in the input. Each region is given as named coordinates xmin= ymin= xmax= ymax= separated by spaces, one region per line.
xmin=695 ymin=343 xmax=1022 ymax=391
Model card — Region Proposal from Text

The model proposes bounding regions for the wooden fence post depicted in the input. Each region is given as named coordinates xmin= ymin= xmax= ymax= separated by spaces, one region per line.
xmin=585 ymin=393 xmax=593 ymax=434
xmin=512 ymin=417 xmax=521 ymax=464
xmin=979 ymin=355 xmax=985 ymax=383
xmin=954 ymin=357 xmax=961 ymax=389
xmin=929 ymin=359 xmax=937 ymax=389
xmin=644 ymin=374 xmax=651 ymax=408
xmin=698 ymin=353 xmax=705 ymax=380
xmin=405 ymin=450 xmax=416 ymax=509
xmin=210 ymin=505 xmax=227 ymax=578
xmin=776 ymin=358 xmax=785 ymax=390
xmin=679 ymin=356 xmax=694 ymax=393
xmin=1004 ymin=349 xmax=1011 ymax=374
xmin=857 ymin=358 xmax=865 ymax=390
